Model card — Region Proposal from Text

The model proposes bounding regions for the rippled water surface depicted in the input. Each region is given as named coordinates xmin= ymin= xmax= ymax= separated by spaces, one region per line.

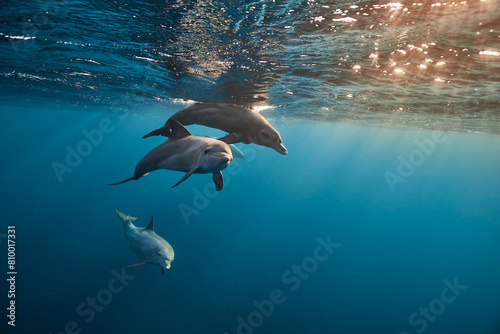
xmin=1 ymin=0 xmax=499 ymax=132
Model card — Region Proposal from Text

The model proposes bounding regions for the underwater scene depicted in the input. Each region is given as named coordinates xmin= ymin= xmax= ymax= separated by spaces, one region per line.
xmin=1 ymin=0 xmax=500 ymax=333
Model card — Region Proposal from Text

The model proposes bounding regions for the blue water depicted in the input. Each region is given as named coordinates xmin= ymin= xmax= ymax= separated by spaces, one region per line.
xmin=1 ymin=1 xmax=500 ymax=334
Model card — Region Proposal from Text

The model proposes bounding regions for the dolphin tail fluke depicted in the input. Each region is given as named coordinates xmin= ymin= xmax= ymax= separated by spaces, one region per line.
xmin=142 ymin=125 xmax=172 ymax=139
xmin=109 ymin=176 xmax=137 ymax=186
xmin=115 ymin=208 xmax=139 ymax=223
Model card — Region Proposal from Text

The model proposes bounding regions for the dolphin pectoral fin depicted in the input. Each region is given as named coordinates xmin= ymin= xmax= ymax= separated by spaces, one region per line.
xmin=162 ymin=267 xmax=165 ymax=275
xmin=127 ymin=255 xmax=152 ymax=268
xmin=228 ymin=144 xmax=246 ymax=160
xmin=142 ymin=126 xmax=172 ymax=139
xmin=212 ymin=172 xmax=224 ymax=191
xmin=171 ymin=167 xmax=197 ymax=189
xmin=109 ymin=176 xmax=137 ymax=186
xmin=218 ymin=132 xmax=242 ymax=145
xmin=115 ymin=209 xmax=139 ymax=222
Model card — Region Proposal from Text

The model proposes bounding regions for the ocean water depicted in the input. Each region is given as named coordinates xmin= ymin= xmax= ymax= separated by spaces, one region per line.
xmin=1 ymin=1 xmax=500 ymax=334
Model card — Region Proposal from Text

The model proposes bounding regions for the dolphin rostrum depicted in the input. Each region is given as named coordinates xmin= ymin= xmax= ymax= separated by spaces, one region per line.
xmin=110 ymin=119 xmax=233 ymax=191
xmin=115 ymin=208 xmax=174 ymax=275
xmin=142 ymin=102 xmax=288 ymax=155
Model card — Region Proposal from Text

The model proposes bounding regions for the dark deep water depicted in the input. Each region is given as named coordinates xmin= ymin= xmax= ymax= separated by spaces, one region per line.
xmin=1 ymin=1 xmax=500 ymax=334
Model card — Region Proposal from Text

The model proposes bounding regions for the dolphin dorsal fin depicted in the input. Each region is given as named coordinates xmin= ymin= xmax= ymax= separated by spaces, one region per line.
xmin=168 ymin=119 xmax=192 ymax=139
xmin=145 ymin=216 xmax=155 ymax=231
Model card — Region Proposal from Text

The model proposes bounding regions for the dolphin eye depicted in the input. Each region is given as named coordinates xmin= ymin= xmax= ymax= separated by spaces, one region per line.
xmin=260 ymin=130 xmax=271 ymax=141
xmin=205 ymin=146 xmax=213 ymax=154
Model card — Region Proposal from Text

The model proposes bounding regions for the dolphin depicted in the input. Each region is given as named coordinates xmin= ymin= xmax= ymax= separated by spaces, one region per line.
xmin=142 ymin=102 xmax=288 ymax=155
xmin=115 ymin=209 xmax=174 ymax=275
xmin=110 ymin=119 xmax=233 ymax=191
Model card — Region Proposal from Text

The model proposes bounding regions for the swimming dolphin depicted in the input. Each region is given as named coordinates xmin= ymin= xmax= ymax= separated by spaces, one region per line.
xmin=110 ymin=119 xmax=233 ymax=191
xmin=142 ymin=102 xmax=288 ymax=155
xmin=115 ymin=209 xmax=174 ymax=275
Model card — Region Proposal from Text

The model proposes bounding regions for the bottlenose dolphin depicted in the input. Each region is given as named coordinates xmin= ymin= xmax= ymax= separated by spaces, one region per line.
xmin=142 ymin=102 xmax=288 ymax=155
xmin=115 ymin=208 xmax=174 ymax=275
xmin=110 ymin=119 xmax=233 ymax=191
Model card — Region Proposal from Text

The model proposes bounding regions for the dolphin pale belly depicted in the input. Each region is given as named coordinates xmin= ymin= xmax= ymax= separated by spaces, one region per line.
xmin=142 ymin=102 xmax=288 ymax=155
xmin=110 ymin=120 xmax=233 ymax=191
xmin=115 ymin=208 xmax=174 ymax=275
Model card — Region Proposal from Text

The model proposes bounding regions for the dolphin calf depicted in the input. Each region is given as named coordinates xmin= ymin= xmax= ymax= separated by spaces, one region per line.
xmin=115 ymin=209 xmax=174 ymax=275
xmin=142 ymin=102 xmax=288 ymax=155
xmin=110 ymin=119 xmax=233 ymax=191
